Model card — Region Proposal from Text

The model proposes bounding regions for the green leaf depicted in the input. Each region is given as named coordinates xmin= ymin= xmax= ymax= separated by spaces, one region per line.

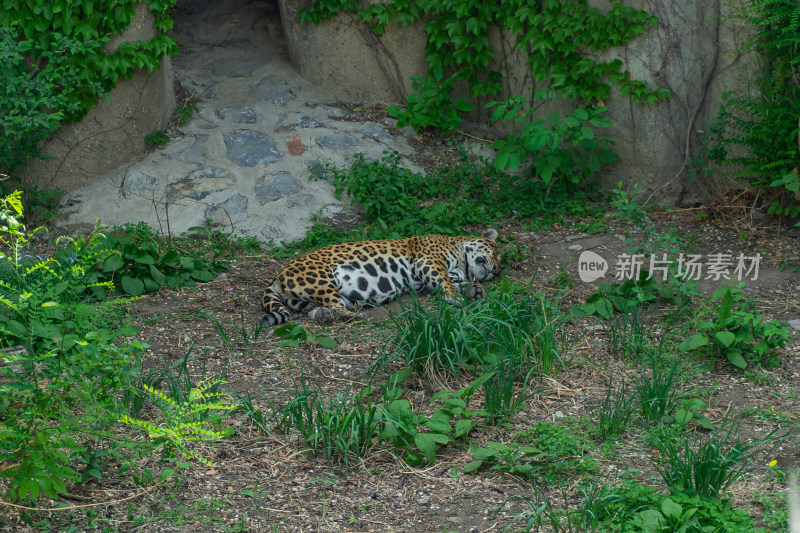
xmin=2 ymin=319 xmax=29 ymax=338
xmin=454 ymin=419 xmax=475 ymax=438
xmin=121 ymin=276 xmax=144 ymax=296
xmin=469 ymin=445 xmax=500 ymax=460
xmin=715 ymin=330 xmax=735 ymax=347
xmin=727 ymin=349 xmax=748 ymax=369
xmin=695 ymin=415 xmax=714 ymax=430
xmin=594 ymin=298 xmax=614 ymax=319
xmin=149 ymin=264 xmax=166 ymax=286
xmin=103 ymin=255 xmax=124 ymax=272
xmin=638 ymin=509 xmax=665 ymax=527
xmin=718 ymin=289 xmax=733 ymax=321
xmin=317 ymin=336 xmax=337 ymax=349
xmin=661 ymin=498 xmax=682 ymax=520
xmin=680 ymin=334 xmax=709 ymax=351
xmin=462 ymin=459 xmax=484 ymax=473
xmin=414 ymin=433 xmax=437 ymax=463
xmin=675 ymin=409 xmax=692 ymax=425
xmin=143 ymin=277 xmax=160 ymax=292
xmin=134 ymin=251 xmax=156 ymax=264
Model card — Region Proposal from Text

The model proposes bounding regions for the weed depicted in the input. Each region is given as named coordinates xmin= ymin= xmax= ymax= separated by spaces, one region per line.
xmin=680 ymin=285 xmax=789 ymax=370
xmin=145 ymin=129 xmax=170 ymax=147
xmin=120 ymin=378 xmax=238 ymax=465
xmin=273 ymin=322 xmax=337 ymax=349
xmin=278 ymin=371 xmax=382 ymax=464
xmin=234 ymin=392 xmax=271 ymax=436
xmin=482 ymin=358 xmax=534 ymax=424
xmin=593 ymin=377 xmax=637 ymax=439
xmin=512 ymin=420 xmax=599 ymax=483
xmin=464 ymin=441 xmax=542 ymax=479
xmin=636 ymin=356 xmax=681 ymax=424
xmin=554 ymin=266 xmax=577 ymax=289
xmin=186 ymin=218 xmax=263 ymax=260
xmin=647 ymin=421 xmax=775 ymax=498
xmin=99 ymin=222 xmax=225 ymax=296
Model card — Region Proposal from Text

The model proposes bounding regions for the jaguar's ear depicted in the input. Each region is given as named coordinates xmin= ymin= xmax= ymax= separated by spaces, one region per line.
xmin=483 ymin=228 xmax=498 ymax=241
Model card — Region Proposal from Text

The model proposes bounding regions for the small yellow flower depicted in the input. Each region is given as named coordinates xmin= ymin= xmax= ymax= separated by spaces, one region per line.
xmin=768 ymin=459 xmax=778 ymax=467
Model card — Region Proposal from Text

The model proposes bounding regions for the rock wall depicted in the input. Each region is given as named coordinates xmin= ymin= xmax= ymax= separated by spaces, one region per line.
xmin=278 ymin=0 xmax=753 ymax=205
xmin=22 ymin=2 xmax=176 ymax=192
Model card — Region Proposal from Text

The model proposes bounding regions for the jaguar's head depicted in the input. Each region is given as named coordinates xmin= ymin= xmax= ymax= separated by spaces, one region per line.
xmin=464 ymin=228 xmax=502 ymax=281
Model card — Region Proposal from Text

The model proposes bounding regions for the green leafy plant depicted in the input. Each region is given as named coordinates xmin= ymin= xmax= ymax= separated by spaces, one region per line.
xmin=120 ymin=379 xmax=238 ymax=466
xmin=665 ymin=398 xmax=714 ymax=431
xmin=302 ymin=0 xmax=668 ymax=136
xmin=0 ymin=0 xmax=178 ymax=178
xmin=377 ymin=397 xmax=452 ymax=466
xmin=511 ymin=420 xmax=598 ymax=483
xmin=0 ymin=192 xmax=147 ymax=502
xmin=680 ymin=285 xmax=789 ymax=370
xmin=637 ymin=357 xmax=681 ymax=424
xmin=481 ymin=358 xmax=533 ymax=424
xmin=464 ymin=441 xmax=542 ymax=478
xmin=99 ymin=224 xmax=224 ymax=296
xmin=387 ymin=68 xmax=474 ymax=132
xmin=488 ymin=95 xmax=619 ymax=188
xmin=273 ymin=322 xmax=337 ymax=349
xmin=595 ymin=482 xmax=775 ymax=532
xmin=145 ymin=129 xmax=170 ymax=147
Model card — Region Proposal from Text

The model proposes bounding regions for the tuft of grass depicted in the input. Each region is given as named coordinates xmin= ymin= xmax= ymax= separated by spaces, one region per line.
xmin=593 ymin=376 xmax=637 ymax=440
xmin=647 ymin=421 xmax=774 ymax=498
xmin=637 ymin=356 xmax=681 ymax=424
xmin=277 ymin=370 xmax=382 ymax=465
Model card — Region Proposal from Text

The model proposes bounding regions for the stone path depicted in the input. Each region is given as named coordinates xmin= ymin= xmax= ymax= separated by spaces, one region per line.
xmin=58 ymin=0 xmax=417 ymax=243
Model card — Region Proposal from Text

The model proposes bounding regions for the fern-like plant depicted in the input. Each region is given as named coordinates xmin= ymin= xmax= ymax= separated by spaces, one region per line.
xmin=120 ymin=380 xmax=238 ymax=466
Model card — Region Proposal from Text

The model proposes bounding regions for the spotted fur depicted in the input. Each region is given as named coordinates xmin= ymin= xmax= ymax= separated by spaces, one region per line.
xmin=261 ymin=229 xmax=501 ymax=326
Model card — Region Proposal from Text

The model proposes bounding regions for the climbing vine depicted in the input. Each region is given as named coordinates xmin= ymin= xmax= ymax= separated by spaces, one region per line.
xmin=300 ymin=0 xmax=669 ymax=186
xmin=709 ymin=0 xmax=800 ymax=220
xmin=0 ymin=0 xmax=178 ymax=180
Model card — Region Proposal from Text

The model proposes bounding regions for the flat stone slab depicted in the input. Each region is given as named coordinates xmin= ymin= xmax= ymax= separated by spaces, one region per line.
xmin=215 ymin=106 xmax=257 ymax=124
xmin=224 ymin=129 xmax=284 ymax=167
xmin=255 ymin=172 xmax=301 ymax=202
xmin=206 ymin=193 xmax=249 ymax=227
xmin=248 ymin=76 xmax=296 ymax=106
xmin=316 ymin=134 xmax=358 ymax=151
xmin=120 ymin=170 xmax=157 ymax=199
xmin=206 ymin=57 xmax=265 ymax=78
xmin=166 ymin=166 xmax=236 ymax=201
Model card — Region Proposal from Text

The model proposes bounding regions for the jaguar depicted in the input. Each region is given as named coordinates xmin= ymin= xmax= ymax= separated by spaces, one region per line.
xmin=261 ymin=229 xmax=501 ymax=325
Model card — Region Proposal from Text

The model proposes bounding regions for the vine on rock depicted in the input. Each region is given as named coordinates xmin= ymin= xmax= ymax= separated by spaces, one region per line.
xmin=300 ymin=0 xmax=669 ymax=186
xmin=709 ymin=0 xmax=800 ymax=221
xmin=0 ymin=0 xmax=179 ymax=180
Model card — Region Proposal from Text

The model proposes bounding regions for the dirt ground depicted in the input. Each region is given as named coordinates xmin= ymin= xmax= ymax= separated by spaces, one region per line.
xmin=3 ymin=204 xmax=798 ymax=532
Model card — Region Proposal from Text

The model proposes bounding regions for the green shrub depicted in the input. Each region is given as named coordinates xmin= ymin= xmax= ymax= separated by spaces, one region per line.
xmin=708 ymin=0 xmax=800 ymax=222
xmin=680 ymin=285 xmax=789 ymax=370
xmin=0 ymin=192 xmax=148 ymax=502
xmin=488 ymin=95 xmax=619 ymax=187
xmin=98 ymin=223 xmax=225 ymax=296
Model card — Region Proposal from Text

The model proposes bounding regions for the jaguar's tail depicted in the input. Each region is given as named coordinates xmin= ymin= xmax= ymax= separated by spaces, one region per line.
xmin=261 ymin=284 xmax=291 ymax=326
